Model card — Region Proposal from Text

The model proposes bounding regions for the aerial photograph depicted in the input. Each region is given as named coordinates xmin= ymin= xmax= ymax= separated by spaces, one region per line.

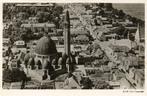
xmin=2 ymin=3 xmax=145 ymax=89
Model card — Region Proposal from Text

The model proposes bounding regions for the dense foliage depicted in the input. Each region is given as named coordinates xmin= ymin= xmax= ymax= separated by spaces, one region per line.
xmin=3 ymin=3 xmax=64 ymax=43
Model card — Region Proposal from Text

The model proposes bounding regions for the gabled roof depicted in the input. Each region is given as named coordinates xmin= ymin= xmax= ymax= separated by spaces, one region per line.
xmin=21 ymin=23 xmax=55 ymax=28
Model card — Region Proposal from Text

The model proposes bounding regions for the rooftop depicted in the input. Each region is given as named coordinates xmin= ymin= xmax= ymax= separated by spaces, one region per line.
xmin=21 ymin=23 xmax=55 ymax=28
xmin=35 ymin=36 xmax=57 ymax=55
xmin=16 ymin=3 xmax=54 ymax=7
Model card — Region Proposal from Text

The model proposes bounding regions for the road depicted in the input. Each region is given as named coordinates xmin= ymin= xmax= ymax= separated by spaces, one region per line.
xmin=67 ymin=4 xmax=119 ymax=63
xmin=68 ymin=4 xmax=96 ymax=38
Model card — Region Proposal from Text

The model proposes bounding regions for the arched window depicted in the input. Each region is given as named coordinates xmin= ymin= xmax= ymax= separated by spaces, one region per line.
xmin=36 ymin=60 xmax=42 ymax=69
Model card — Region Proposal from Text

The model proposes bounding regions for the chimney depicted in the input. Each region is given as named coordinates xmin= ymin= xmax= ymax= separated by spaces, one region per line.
xmin=64 ymin=10 xmax=70 ymax=56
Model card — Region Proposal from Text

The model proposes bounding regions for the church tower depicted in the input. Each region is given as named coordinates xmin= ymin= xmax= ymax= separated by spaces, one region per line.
xmin=64 ymin=10 xmax=70 ymax=56
xmin=63 ymin=10 xmax=74 ymax=73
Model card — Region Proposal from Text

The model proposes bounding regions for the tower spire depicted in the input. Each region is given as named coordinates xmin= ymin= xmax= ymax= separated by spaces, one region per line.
xmin=135 ymin=23 xmax=140 ymax=44
xmin=64 ymin=10 xmax=70 ymax=56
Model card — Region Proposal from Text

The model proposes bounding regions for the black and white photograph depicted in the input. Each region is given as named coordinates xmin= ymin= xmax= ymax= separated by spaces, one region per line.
xmin=2 ymin=3 xmax=145 ymax=89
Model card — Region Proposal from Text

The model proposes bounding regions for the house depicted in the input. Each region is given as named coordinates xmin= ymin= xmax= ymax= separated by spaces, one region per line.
xmin=120 ymin=78 xmax=133 ymax=89
xmin=112 ymin=70 xmax=125 ymax=81
xmin=104 ymin=10 xmax=112 ymax=16
xmin=71 ymin=45 xmax=82 ymax=52
xmin=101 ymin=17 xmax=107 ymax=21
xmin=90 ymin=72 xmax=112 ymax=82
xmin=82 ymin=15 xmax=93 ymax=19
xmin=134 ymin=69 xmax=144 ymax=89
xmin=56 ymin=29 xmax=63 ymax=36
xmin=86 ymin=10 xmax=92 ymax=15
xmin=75 ymin=56 xmax=97 ymax=65
xmin=135 ymin=24 xmax=145 ymax=43
xmin=127 ymin=68 xmax=144 ymax=89
xmin=137 ymin=43 xmax=145 ymax=68
xmin=125 ymin=26 xmax=137 ymax=30
xmin=109 ymin=81 xmax=120 ymax=89
xmin=104 ymin=24 xmax=113 ymax=28
xmin=21 ymin=23 xmax=56 ymax=33
xmin=101 ymin=66 xmax=110 ymax=73
xmin=96 ymin=15 xmax=102 ymax=19
xmin=55 ymin=73 xmax=81 ymax=89
xmin=16 ymin=3 xmax=54 ymax=7
xmin=56 ymin=45 xmax=64 ymax=53
xmin=120 ymin=55 xmax=138 ymax=73
xmin=104 ymin=33 xmax=118 ymax=41
xmin=109 ymin=44 xmax=130 ymax=53
xmin=75 ymin=65 xmax=87 ymax=76
xmin=70 ymin=29 xmax=90 ymax=37
xmin=51 ymin=36 xmax=59 ymax=45
xmin=3 ymin=38 xmax=10 ymax=46
xmin=28 ymin=17 xmax=39 ymax=23
xmin=100 ymin=44 xmax=118 ymax=62
xmin=74 ymin=35 xmax=89 ymax=44
xmin=70 ymin=15 xmax=80 ymax=28
xmin=14 ymin=40 xmax=25 ymax=48
xmin=55 ymin=73 xmax=68 ymax=89
xmin=3 ymin=23 xmax=10 ymax=30
xmin=64 ymin=76 xmax=81 ymax=89
xmin=109 ymin=39 xmax=137 ymax=49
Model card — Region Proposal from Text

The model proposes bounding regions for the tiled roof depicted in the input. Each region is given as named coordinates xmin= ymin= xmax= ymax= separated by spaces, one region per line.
xmin=21 ymin=23 xmax=55 ymax=28
xmin=35 ymin=36 xmax=57 ymax=55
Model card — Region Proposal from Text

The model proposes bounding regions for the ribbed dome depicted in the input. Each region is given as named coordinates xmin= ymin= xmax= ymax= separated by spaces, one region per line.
xmin=35 ymin=36 xmax=57 ymax=55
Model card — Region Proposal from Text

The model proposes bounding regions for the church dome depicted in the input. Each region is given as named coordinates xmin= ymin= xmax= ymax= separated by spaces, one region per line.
xmin=35 ymin=36 xmax=57 ymax=55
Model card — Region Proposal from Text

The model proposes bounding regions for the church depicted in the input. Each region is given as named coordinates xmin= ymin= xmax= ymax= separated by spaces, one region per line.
xmin=24 ymin=10 xmax=76 ymax=81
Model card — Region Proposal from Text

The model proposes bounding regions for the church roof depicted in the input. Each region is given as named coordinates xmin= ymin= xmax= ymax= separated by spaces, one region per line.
xmin=35 ymin=36 xmax=57 ymax=55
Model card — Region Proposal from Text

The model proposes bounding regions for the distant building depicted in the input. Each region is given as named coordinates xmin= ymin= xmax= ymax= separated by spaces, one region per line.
xmin=105 ymin=33 xmax=118 ymax=41
xmin=71 ymin=45 xmax=82 ymax=52
xmin=135 ymin=24 xmax=145 ymax=43
xmin=28 ymin=17 xmax=39 ymax=23
xmin=109 ymin=81 xmax=120 ymax=89
xmin=14 ymin=40 xmax=25 ymax=48
xmin=21 ymin=23 xmax=56 ymax=33
xmin=69 ymin=15 xmax=80 ymax=28
xmin=74 ymin=35 xmax=89 ymax=44
xmin=55 ymin=73 xmax=81 ymax=89
xmin=3 ymin=38 xmax=10 ymax=46
xmin=112 ymin=70 xmax=125 ymax=81
xmin=16 ymin=3 xmax=54 ymax=7
xmin=134 ymin=69 xmax=144 ymax=89
xmin=109 ymin=39 xmax=137 ymax=49
xmin=70 ymin=28 xmax=90 ymax=37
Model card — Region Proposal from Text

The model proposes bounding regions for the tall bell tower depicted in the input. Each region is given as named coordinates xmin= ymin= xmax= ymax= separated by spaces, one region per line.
xmin=64 ymin=10 xmax=70 ymax=57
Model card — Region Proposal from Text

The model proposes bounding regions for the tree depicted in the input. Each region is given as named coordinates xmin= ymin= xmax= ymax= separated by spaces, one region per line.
xmin=129 ymin=33 xmax=135 ymax=41
xmin=84 ymin=4 xmax=91 ymax=10
xmin=118 ymin=10 xmax=125 ymax=19
xmin=104 ymin=3 xmax=113 ymax=11
xmin=80 ymin=77 xmax=93 ymax=89
xmin=94 ymin=80 xmax=112 ymax=89
xmin=36 ymin=11 xmax=50 ymax=23
xmin=99 ymin=10 xmax=105 ymax=16
xmin=114 ymin=25 xmax=126 ymax=36
xmin=131 ymin=17 xmax=138 ymax=24
xmin=99 ymin=3 xmax=104 ymax=8
xmin=3 ymin=67 xmax=27 ymax=89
